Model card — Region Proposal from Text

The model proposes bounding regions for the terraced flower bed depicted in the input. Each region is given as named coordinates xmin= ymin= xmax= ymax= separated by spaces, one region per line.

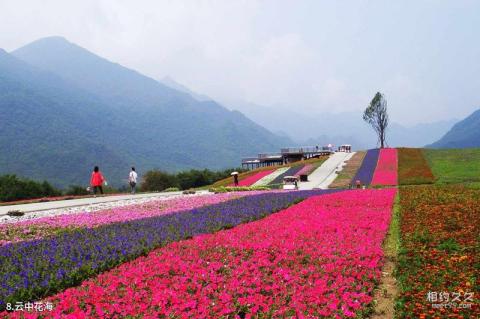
xmin=352 ymin=149 xmax=380 ymax=186
xmin=3 ymin=189 xmax=395 ymax=318
xmin=252 ymin=167 xmax=289 ymax=186
xmin=0 ymin=190 xmax=336 ymax=310
xmin=268 ymin=165 xmax=305 ymax=187
xmin=212 ymin=156 xmax=329 ymax=187
xmin=371 ymin=148 xmax=398 ymax=186
xmin=397 ymin=148 xmax=435 ymax=185
xmin=232 ymin=170 xmax=276 ymax=187
xmin=396 ymin=185 xmax=479 ymax=319
xmin=329 ymin=151 xmax=366 ymax=188
xmin=294 ymin=163 xmax=315 ymax=177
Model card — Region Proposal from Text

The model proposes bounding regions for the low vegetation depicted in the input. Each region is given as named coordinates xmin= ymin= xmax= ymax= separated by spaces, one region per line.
xmin=395 ymin=185 xmax=479 ymax=318
xmin=329 ymin=151 xmax=366 ymax=188
xmin=0 ymin=174 xmax=61 ymax=202
xmin=140 ymin=168 xmax=246 ymax=192
xmin=212 ymin=156 xmax=329 ymax=188
xmin=424 ymin=148 xmax=480 ymax=187
xmin=397 ymin=148 xmax=435 ymax=185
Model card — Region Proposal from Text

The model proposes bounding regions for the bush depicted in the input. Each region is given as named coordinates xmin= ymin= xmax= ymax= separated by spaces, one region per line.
xmin=164 ymin=187 xmax=180 ymax=192
xmin=65 ymin=185 xmax=90 ymax=196
xmin=177 ymin=168 xmax=246 ymax=190
xmin=141 ymin=168 xmax=247 ymax=192
xmin=140 ymin=170 xmax=179 ymax=192
xmin=0 ymin=175 xmax=61 ymax=202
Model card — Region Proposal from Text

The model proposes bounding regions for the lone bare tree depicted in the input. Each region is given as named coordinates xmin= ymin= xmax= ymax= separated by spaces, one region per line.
xmin=363 ymin=92 xmax=389 ymax=148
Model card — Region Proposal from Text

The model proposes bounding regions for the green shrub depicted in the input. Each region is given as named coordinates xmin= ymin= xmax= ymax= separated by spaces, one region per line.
xmin=65 ymin=185 xmax=90 ymax=196
xmin=0 ymin=175 xmax=61 ymax=202
xmin=164 ymin=187 xmax=180 ymax=192
xmin=141 ymin=168 xmax=247 ymax=192
xmin=140 ymin=170 xmax=179 ymax=192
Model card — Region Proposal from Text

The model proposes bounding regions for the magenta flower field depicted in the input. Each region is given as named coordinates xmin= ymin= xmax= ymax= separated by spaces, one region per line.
xmin=371 ymin=148 xmax=398 ymax=186
xmin=234 ymin=170 xmax=276 ymax=187
xmin=9 ymin=189 xmax=396 ymax=318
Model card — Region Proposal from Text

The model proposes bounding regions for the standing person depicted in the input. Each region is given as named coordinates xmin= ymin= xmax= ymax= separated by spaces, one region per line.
xmin=233 ymin=173 xmax=239 ymax=187
xmin=129 ymin=167 xmax=138 ymax=194
xmin=90 ymin=166 xmax=105 ymax=196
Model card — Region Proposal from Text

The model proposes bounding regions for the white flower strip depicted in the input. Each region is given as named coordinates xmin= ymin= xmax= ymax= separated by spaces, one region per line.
xmin=252 ymin=167 xmax=290 ymax=186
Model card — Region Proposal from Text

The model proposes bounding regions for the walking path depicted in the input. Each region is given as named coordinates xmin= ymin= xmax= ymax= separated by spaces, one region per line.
xmin=298 ymin=152 xmax=356 ymax=190
xmin=0 ymin=191 xmax=209 ymax=224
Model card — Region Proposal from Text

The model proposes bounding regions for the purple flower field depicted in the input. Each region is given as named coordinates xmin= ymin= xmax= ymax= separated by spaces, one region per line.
xmin=351 ymin=148 xmax=380 ymax=186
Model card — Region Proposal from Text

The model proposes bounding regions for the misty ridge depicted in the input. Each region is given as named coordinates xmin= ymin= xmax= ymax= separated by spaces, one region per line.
xmin=0 ymin=36 xmax=289 ymax=187
xmin=0 ymin=36 xmax=478 ymax=189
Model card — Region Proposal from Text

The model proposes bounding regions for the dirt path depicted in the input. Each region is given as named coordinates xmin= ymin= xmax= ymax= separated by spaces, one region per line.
xmin=371 ymin=194 xmax=400 ymax=319
xmin=371 ymin=256 xmax=398 ymax=318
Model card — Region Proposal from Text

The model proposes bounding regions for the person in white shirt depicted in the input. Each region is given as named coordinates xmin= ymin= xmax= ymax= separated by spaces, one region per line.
xmin=128 ymin=167 xmax=138 ymax=194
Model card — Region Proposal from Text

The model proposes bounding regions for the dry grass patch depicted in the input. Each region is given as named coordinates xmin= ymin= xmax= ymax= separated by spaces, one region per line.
xmin=329 ymin=151 xmax=366 ymax=188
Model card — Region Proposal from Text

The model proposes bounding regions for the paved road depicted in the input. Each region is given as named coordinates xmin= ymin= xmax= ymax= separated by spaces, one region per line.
xmin=298 ymin=152 xmax=356 ymax=190
xmin=0 ymin=191 xmax=209 ymax=216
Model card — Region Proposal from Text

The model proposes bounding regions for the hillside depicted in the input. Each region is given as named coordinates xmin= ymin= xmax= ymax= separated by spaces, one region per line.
xmin=1 ymin=37 xmax=290 ymax=187
xmin=428 ymin=108 xmax=480 ymax=148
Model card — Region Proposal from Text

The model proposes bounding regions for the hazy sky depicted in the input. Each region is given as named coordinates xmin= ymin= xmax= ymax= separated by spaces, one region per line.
xmin=1 ymin=0 xmax=478 ymax=125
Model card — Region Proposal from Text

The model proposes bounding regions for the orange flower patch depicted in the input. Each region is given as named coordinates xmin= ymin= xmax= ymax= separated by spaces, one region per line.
xmin=397 ymin=185 xmax=479 ymax=319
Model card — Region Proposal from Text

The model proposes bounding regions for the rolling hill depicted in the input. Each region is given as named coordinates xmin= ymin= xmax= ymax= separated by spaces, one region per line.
xmin=0 ymin=37 xmax=290 ymax=187
xmin=428 ymin=108 xmax=480 ymax=148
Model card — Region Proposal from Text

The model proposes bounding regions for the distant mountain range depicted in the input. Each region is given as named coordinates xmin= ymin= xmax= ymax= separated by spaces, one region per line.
xmin=0 ymin=37 xmax=290 ymax=187
xmin=160 ymin=80 xmax=457 ymax=150
xmin=428 ymin=108 xmax=480 ymax=148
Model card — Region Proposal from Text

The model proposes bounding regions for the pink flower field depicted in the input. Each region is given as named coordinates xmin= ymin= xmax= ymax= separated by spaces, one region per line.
xmin=233 ymin=169 xmax=276 ymax=187
xmin=11 ymin=189 xmax=396 ymax=318
xmin=371 ymin=148 xmax=398 ymax=186
xmin=0 ymin=192 xmax=250 ymax=246
xmin=294 ymin=164 xmax=315 ymax=177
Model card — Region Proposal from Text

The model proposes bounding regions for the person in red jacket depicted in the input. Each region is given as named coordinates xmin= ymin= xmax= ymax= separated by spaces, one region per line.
xmin=90 ymin=166 xmax=105 ymax=195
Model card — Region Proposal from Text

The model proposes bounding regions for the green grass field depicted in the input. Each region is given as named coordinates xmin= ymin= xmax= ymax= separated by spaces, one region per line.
xmin=424 ymin=148 xmax=480 ymax=187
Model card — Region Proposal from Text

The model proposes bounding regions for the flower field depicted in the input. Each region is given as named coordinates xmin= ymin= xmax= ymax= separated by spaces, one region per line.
xmin=0 ymin=190 xmax=338 ymax=310
xmin=329 ymin=152 xmax=366 ymax=189
xmin=352 ymin=149 xmax=380 ymax=186
xmin=3 ymin=188 xmax=396 ymax=318
xmin=213 ymin=157 xmax=329 ymax=188
xmin=371 ymin=148 xmax=397 ymax=186
xmin=252 ymin=167 xmax=289 ymax=186
xmin=4 ymin=148 xmax=480 ymax=319
xmin=232 ymin=170 xmax=276 ymax=187
xmin=397 ymin=148 xmax=435 ymax=185
xmin=396 ymin=186 xmax=479 ymax=319
xmin=0 ymin=193 xmax=247 ymax=246
xmin=268 ymin=165 xmax=305 ymax=186
xmin=294 ymin=164 xmax=315 ymax=177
